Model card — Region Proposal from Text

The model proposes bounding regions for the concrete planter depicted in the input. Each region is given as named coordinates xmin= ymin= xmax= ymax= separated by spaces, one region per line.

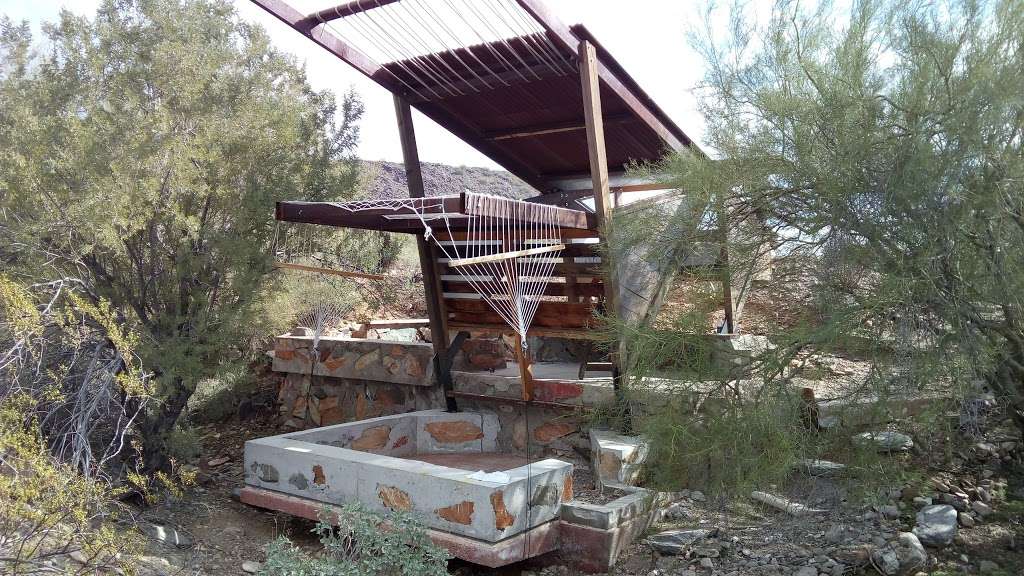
xmin=244 ymin=409 xmax=573 ymax=542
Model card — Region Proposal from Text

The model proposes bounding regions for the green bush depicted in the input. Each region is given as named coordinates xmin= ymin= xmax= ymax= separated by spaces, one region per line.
xmin=163 ymin=425 xmax=203 ymax=463
xmin=260 ymin=503 xmax=449 ymax=576
xmin=639 ymin=395 xmax=808 ymax=496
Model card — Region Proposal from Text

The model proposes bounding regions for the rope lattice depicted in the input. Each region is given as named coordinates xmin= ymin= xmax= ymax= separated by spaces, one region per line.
xmin=332 ymin=196 xmax=565 ymax=348
xmin=314 ymin=0 xmax=575 ymax=102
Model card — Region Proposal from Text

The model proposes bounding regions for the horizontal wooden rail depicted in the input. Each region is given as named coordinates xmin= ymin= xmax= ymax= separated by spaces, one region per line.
xmin=447 ymin=244 xmax=566 ymax=268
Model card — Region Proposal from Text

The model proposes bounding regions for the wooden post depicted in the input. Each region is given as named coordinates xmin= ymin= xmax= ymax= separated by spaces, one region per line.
xmin=580 ymin=40 xmax=623 ymax=385
xmin=394 ymin=94 xmax=457 ymax=411
xmin=514 ymin=333 xmax=534 ymax=401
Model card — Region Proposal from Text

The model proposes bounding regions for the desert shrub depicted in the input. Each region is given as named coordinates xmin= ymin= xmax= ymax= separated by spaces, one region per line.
xmin=0 ymin=393 xmax=143 ymax=575
xmin=0 ymin=0 xmax=366 ymax=469
xmin=260 ymin=503 xmax=449 ymax=576
xmin=0 ymin=275 xmax=151 ymax=479
xmin=639 ymin=395 xmax=807 ymax=495
xmin=163 ymin=426 xmax=203 ymax=464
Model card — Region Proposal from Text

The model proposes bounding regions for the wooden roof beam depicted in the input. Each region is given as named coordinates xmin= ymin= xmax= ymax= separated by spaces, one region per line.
xmin=484 ymin=112 xmax=633 ymax=141
xmin=513 ymin=0 xmax=687 ymax=153
xmin=295 ymin=0 xmax=401 ymax=33
xmin=400 ymin=61 xmax=560 ymax=105
xmin=250 ymin=0 xmax=403 ymax=93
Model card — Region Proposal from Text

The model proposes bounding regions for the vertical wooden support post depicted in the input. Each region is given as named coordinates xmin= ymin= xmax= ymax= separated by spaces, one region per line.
xmin=579 ymin=40 xmax=623 ymax=386
xmin=514 ymin=334 xmax=534 ymax=401
xmin=394 ymin=95 xmax=457 ymax=411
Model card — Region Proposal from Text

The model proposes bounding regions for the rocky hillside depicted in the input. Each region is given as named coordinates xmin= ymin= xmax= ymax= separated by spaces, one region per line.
xmin=360 ymin=160 xmax=535 ymax=200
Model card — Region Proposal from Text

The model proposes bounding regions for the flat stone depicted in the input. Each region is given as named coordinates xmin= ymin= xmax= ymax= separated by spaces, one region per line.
xmin=855 ymin=431 xmax=914 ymax=452
xmin=207 ymin=456 xmax=230 ymax=467
xmin=142 ymin=523 xmax=192 ymax=549
xmin=794 ymin=566 xmax=818 ymax=576
xmin=912 ymin=496 xmax=932 ymax=508
xmin=378 ymin=485 xmax=413 ymax=512
xmin=350 ymin=425 xmax=391 ymax=451
xmin=646 ymin=528 xmax=717 ymax=555
xmin=798 ymin=459 xmax=847 ymax=477
xmin=424 ymin=420 xmax=483 ymax=444
xmin=241 ymin=561 xmax=261 ymax=574
xmin=533 ymin=421 xmax=576 ymax=443
xmin=913 ymin=505 xmax=958 ymax=547
xmin=436 ymin=501 xmax=475 ymax=525
xmin=971 ymin=501 xmax=992 ymax=516
xmin=958 ymin=512 xmax=976 ymax=527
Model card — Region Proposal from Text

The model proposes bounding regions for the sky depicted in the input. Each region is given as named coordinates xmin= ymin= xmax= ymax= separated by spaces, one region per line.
xmin=1 ymin=0 xmax=710 ymax=170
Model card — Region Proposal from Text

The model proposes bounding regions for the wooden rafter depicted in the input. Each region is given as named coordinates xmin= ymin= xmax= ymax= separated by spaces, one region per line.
xmin=295 ymin=0 xmax=400 ymax=33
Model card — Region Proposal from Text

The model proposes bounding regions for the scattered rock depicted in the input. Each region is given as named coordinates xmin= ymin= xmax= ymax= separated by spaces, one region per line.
xmin=854 ymin=431 xmax=914 ymax=452
xmin=825 ymin=523 xmax=855 ymax=544
xmin=690 ymin=490 xmax=706 ymax=502
xmin=913 ymin=505 xmax=958 ymax=547
xmin=663 ymin=502 xmax=687 ymax=521
xmin=798 ymin=459 xmax=847 ymax=477
xmin=911 ymin=496 xmax=932 ymax=508
xmin=646 ymin=528 xmax=717 ymax=555
xmin=832 ymin=545 xmax=873 ymax=567
xmin=958 ymin=512 xmax=976 ymax=528
xmin=207 ymin=456 xmax=230 ymax=467
xmin=978 ymin=560 xmax=1001 ymax=573
xmin=698 ymin=557 xmax=714 ymax=569
xmin=141 ymin=523 xmax=193 ymax=549
xmin=241 ymin=560 xmax=262 ymax=574
xmin=871 ymin=548 xmax=900 ymax=575
xmin=970 ymin=500 xmax=992 ymax=516
xmin=751 ymin=491 xmax=827 ymax=516
xmin=793 ymin=566 xmax=817 ymax=576
xmin=135 ymin=556 xmax=173 ymax=576
xmin=896 ymin=532 xmax=928 ymax=575
xmin=877 ymin=504 xmax=900 ymax=519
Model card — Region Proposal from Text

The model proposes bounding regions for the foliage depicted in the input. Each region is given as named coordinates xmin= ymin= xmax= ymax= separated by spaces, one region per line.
xmin=608 ymin=0 xmax=1024 ymax=495
xmin=639 ymin=395 xmax=806 ymax=495
xmin=0 ymin=393 xmax=143 ymax=575
xmin=0 ymin=275 xmax=151 ymax=479
xmin=0 ymin=0 xmax=366 ymax=469
xmin=676 ymin=0 xmax=1024 ymax=435
xmin=260 ymin=503 xmax=449 ymax=576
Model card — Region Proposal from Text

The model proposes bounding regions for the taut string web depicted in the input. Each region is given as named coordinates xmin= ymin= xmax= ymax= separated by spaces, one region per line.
xmin=332 ymin=194 xmax=567 ymax=349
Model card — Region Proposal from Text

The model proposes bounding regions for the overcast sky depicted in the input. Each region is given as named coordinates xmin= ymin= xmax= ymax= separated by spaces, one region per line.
xmin=2 ymin=0 xmax=710 ymax=169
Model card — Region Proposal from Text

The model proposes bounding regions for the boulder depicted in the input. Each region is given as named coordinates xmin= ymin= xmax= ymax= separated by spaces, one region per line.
xmin=895 ymin=532 xmax=928 ymax=574
xmin=912 ymin=505 xmax=958 ymax=547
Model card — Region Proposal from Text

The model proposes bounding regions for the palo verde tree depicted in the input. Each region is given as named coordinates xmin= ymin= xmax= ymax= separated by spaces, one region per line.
xmin=645 ymin=0 xmax=1024 ymax=444
xmin=0 ymin=0 xmax=364 ymax=469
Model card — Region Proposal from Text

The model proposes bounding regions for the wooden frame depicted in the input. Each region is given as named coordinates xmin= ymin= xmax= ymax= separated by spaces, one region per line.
xmin=275 ymin=194 xmax=595 ymax=232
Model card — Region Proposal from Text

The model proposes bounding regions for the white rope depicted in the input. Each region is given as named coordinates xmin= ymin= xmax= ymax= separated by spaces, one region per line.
xmin=330 ymin=195 xmax=566 ymax=348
